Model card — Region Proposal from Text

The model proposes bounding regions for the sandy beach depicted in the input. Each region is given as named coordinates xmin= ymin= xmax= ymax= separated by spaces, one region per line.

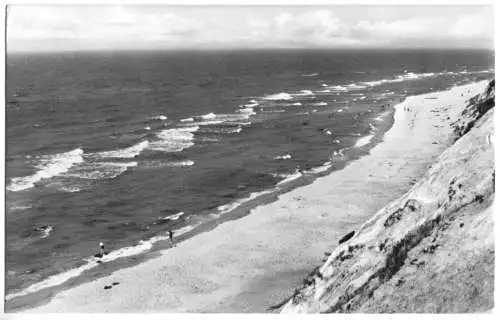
xmin=18 ymin=80 xmax=489 ymax=313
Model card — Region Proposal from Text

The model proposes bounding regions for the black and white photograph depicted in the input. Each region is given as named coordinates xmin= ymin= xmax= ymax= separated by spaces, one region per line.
xmin=2 ymin=0 xmax=496 ymax=314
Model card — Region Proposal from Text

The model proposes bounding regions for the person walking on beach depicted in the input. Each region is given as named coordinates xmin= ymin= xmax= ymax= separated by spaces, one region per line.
xmin=98 ymin=242 xmax=105 ymax=257
xmin=169 ymin=230 xmax=175 ymax=247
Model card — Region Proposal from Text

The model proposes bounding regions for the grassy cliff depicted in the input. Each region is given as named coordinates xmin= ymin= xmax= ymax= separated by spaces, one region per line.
xmin=281 ymin=80 xmax=495 ymax=313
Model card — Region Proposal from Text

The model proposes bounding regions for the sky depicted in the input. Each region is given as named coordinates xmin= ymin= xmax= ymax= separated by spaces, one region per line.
xmin=6 ymin=5 xmax=494 ymax=52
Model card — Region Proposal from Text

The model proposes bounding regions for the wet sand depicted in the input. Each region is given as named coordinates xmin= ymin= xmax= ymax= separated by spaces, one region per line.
xmin=20 ymin=81 xmax=488 ymax=313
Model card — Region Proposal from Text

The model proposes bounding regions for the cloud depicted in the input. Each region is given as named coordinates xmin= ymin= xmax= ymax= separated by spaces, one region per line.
xmin=6 ymin=6 xmax=494 ymax=51
xmin=449 ymin=14 xmax=492 ymax=38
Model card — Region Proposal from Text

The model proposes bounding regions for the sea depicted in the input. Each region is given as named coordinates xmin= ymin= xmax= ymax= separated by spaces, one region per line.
xmin=5 ymin=49 xmax=494 ymax=302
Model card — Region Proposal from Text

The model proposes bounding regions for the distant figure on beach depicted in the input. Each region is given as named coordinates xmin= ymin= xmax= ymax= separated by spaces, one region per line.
xmin=296 ymin=165 xmax=303 ymax=174
xmin=169 ymin=230 xmax=175 ymax=247
xmin=98 ymin=242 xmax=105 ymax=258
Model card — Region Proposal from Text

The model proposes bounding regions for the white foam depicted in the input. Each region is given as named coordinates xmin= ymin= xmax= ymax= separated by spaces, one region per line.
xmin=337 ymin=109 xmax=344 ymax=113
xmin=263 ymin=92 xmax=294 ymax=101
xmin=152 ymin=115 xmax=168 ymax=121
xmin=237 ymin=107 xmax=256 ymax=115
xmin=144 ymin=126 xmax=151 ymax=131
xmin=40 ymin=226 xmax=53 ymax=239
xmin=277 ymin=171 xmax=303 ymax=186
xmin=331 ymin=85 xmax=348 ymax=92
xmin=190 ymin=120 xmax=225 ymax=126
xmin=158 ymin=211 xmax=185 ymax=222
xmin=302 ymin=73 xmax=319 ymax=77
xmin=331 ymin=148 xmax=346 ymax=158
xmin=288 ymin=102 xmax=302 ymax=106
xmin=317 ymin=89 xmax=331 ymax=93
xmin=149 ymin=126 xmax=199 ymax=152
xmin=97 ymin=140 xmax=149 ymax=159
xmin=58 ymin=185 xmax=82 ymax=193
xmin=180 ymin=117 xmax=194 ymax=123
xmin=274 ymin=154 xmax=292 ymax=160
xmin=347 ymin=83 xmax=367 ymax=90
xmin=62 ymin=161 xmax=138 ymax=180
xmin=306 ymin=162 xmax=331 ymax=174
xmin=200 ymin=112 xmax=216 ymax=120
xmin=7 ymin=148 xmax=84 ymax=192
xmin=354 ymin=134 xmax=374 ymax=148
xmin=321 ymin=83 xmax=329 ymax=87
xmin=313 ymin=102 xmax=328 ymax=106
xmin=243 ymin=99 xmax=259 ymax=107
xmin=217 ymin=189 xmax=276 ymax=215
xmin=5 ymin=223 xmax=198 ymax=301
xmin=296 ymin=90 xmax=314 ymax=96
xmin=167 ymin=160 xmax=195 ymax=167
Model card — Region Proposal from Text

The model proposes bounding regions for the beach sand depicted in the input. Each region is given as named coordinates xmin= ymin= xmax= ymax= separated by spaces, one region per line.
xmin=19 ymin=81 xmax=489 ymax=313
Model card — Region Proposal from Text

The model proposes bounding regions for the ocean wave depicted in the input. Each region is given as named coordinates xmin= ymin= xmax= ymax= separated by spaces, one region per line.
xmin=34 ymin=225 xmax=53 ymax=239
xmin=237 ymin=107 xmax=256 ymax=115
xmin=354 ymin=134 xmax=374 ymax=148
xmin=62 ymin=161 xmax=138 ymax=180
xmin=263 ymin=92 xmax=294 ymax=101
xmin=306 ymin=162 xmax=331 ymax=174
xmin=96 ymin=140 xmax=149 ymax=159
xmin=296 ymin=90 xmax=314 ymax=96
xmin=276 ymin=171 xmax=303 ymax=186
xmin=330 ymin=85 xmax=349 ymax=92
xmin=361 ymin=71 xmax=437 ymax=87
xmin=313 ymin=102 xmax=328 ymax=106
xmin=149 ymin=126 xmax=199 ymax=152
xmin=287 ymin=102 xmax=302 ymax=107
xmin=9 ymin=204 xmax=33 ymax=212
xmin=5 ymin=223 xmax=197 ymax=301
xmin=180 ymin=117 xmax=194 ymax=123
xmin=274 ymin=154 xmax=292 ymax=160
xmin=157 ymin=211 xmax=185 ymax=222
xmin=199 ymin=112 xmax=217 ymax=120
xmin=57 ymin=185 xmax=82 ymax=193
xmin=347 ymin=83 xmax=368 ymax=90
xmin=142 ymin=160 xmax=195 ymax=169
xmin=243 ymin=99 xmax=259 ymax=107
xmin=7 ymin=148 xmax=84 ymax=192
xmin=217 ymin=189 xmax=276 ymax=215
xmin=302 ymin=73 xmax=319 ymax=77
xmin=152 ymin=115 xmax=168 ymax=121
xmin=321 ymin=83 xmax=329 ymax=87
xmin=331 ymin=148 xmax=346 ymax=158
xmin=317 ymin=89 xmax=331 ymax=93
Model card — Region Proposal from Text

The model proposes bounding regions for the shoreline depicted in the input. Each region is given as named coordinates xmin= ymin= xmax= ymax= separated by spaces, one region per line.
xmin=7 ymin=80 xmax=487 ymax=312
xmin=5 ymin=95 xmax=398 ymax=311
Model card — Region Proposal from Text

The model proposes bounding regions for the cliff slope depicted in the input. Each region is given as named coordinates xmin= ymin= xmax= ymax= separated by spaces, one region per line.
xmin=281 ymin=80 xmax=495 ymax=313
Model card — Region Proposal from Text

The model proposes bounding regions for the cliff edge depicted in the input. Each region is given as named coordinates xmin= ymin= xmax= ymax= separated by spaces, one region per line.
xmin=281 ymin=80 xmax=495 ymax=313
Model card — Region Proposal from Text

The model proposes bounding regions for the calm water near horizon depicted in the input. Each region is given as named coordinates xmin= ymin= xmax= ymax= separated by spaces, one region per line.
xmin=5 ymin=49 xmax=494 ymax=300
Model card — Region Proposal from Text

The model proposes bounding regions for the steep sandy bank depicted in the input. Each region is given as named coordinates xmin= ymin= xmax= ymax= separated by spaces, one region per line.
xmin=281 ymin=80 xmax=495 ymax=313
xmin=16 ymin=81 xmax=489 ymax=313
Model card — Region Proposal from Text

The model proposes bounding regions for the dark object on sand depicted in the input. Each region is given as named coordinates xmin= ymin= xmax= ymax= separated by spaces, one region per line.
xmin=339 ymin=231 xmax=355 ymax=244
xmin=104 ymin=285 xmax=112 ymax=290
xmin=169 ymin=230 xmax=175 ymax=247
xmin=112 ymin=282 xmax=120 ymax=286
xmin=302 ymin=120 xmax=309 ymax=126
xmin=460 ymin=222 xmax=465 ymax=228
xmin=94 ymin=253 xmax=103 ymax=258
